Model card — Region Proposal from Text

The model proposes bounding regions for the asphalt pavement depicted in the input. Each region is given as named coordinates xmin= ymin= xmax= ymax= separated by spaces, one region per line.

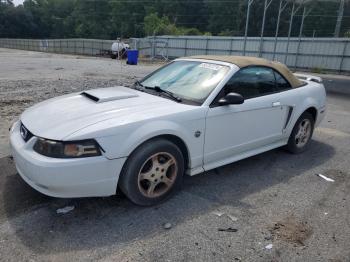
xmin=0 ymin=49 xmax=349 ymax=262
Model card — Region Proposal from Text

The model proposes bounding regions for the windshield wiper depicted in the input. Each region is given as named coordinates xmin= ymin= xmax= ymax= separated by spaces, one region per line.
xmin=134 ymin=80 xmax=144 ymax=90
xmin=145 ymin=86 xmax=182 ymax=103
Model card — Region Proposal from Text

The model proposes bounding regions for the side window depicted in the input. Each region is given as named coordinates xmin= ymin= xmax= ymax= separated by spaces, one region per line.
xmin=224 ymin=67 xmax=276 ymax=99
xmin=274 ymin=71 xmax=292 ymax=91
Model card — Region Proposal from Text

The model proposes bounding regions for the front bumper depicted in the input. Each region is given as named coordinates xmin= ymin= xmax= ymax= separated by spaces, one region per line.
xmin=10 ymin=121 xmax=126 ymax=198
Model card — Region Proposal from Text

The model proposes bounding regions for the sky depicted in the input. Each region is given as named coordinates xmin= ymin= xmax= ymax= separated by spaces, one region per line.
xmin=12 ymin=0 xmax=24 ymax=6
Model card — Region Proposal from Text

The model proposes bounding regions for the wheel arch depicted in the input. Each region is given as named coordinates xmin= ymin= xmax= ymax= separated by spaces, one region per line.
xmin=304 ymin=106 xmax=317 ymax=121
xmin=124 ymin=134 xmax=191 ymax=171
xmin=286 ymin=104 xmax=318 ymax=138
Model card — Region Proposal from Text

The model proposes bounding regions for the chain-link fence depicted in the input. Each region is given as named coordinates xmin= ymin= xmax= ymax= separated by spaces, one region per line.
xmin=0 ymin=38 xmax=115 ymax=56
xmin=131 ymin=36 xmax=350 ymax=73
xmin=1 ymin=37 xmax=349 ymax=73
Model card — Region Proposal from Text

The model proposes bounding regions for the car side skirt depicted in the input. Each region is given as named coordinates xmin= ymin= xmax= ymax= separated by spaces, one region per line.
xmin=200 ymin=139 xmax=287 ymax=175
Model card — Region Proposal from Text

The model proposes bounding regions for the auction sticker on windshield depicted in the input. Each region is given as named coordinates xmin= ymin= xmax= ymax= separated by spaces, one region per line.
xmin=199 ymin=63 xmax=223 ymax=71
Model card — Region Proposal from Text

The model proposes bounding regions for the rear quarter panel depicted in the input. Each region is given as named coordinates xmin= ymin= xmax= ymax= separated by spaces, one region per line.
xmin=279 ymin=81 xmax=326 ymax=139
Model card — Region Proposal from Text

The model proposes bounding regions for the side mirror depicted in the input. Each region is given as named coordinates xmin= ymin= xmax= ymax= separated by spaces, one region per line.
xmin=218 ymin=92 xmax=244 ymax=106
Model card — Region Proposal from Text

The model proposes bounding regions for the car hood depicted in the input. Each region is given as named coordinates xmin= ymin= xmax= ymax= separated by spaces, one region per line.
xmin=21 ymin=86 xmax=188 ymax=140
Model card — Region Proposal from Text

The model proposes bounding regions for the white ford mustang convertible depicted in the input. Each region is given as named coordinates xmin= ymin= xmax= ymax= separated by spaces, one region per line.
xmin=10 ymin=55 xmax=326 ymax=205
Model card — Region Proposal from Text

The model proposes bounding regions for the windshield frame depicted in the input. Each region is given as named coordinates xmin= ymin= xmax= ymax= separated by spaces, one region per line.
xmin=137 ymin=58 xmax=235 ymax=106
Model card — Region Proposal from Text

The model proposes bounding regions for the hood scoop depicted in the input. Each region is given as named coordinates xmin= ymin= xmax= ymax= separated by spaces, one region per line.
xmin=81 ymin=86 xmax=138 ymax=103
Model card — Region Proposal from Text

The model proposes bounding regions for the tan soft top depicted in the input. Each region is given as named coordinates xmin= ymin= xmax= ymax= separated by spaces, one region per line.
xmin=186 ymin=55 xmax=303 ymax=88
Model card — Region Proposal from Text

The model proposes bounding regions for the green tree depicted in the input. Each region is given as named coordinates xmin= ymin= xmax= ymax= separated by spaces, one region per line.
xmin=206 ymin=0 xmax=244 ymax=36
xmin=0 ymin=0 xmax=349 ymax=39
xmin=0 ymin=1 xmax=38 ymax=38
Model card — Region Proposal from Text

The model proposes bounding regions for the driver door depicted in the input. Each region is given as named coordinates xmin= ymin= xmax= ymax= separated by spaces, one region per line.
xmin=204 ymin=66 xmax=288 ymax=170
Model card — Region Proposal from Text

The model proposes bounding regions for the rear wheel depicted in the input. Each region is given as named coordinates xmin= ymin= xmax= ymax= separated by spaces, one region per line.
xmin=119 ymin=139 xmax=184 ymax=206
xmin=286 ymin=112 xmax=314 ymax=154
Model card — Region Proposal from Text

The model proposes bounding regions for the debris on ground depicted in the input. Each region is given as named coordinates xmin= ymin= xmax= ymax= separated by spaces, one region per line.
xmin=218 ymin=227 xmax=238 ymax=232
xmin=212 ymin=211 xmax=238 ymax=222
xmin=227 ymin=214 xmax=238 ymax=222
xmin=163 ymin=222 xmax=172 ymax=230
xmin=264 ymin=235 xmax=272 ymax=240
xmin=269 ymin=216 xmax=312 ymax=246
xmin=316 ymin=173 xmax=335 ymax=182
xmin=265 ymin=244 xmax=273 ymax=249
xmin=56 ymin=206 xmax=75 ymax=214
xmin=212 ymin=211 xmax=225 ymax=217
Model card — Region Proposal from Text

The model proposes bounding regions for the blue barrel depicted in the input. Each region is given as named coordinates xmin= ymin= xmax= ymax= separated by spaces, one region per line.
xmin=127 ymin=50 xmax=139 ymax=65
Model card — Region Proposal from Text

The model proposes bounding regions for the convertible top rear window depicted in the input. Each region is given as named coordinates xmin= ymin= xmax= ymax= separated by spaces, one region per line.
xmin=141 ymin=60 xmax=230 ymax=103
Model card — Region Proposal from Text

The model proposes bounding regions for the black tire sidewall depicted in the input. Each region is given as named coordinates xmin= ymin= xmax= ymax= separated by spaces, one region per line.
xmin=119 ymin=139 xmax=184 ymax=206
xmin=287 ymin=112 xmax=315 ymax=154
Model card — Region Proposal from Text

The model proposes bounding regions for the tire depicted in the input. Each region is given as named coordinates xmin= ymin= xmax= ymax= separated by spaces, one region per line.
xmin=286 ymin=112 xmax=315 ymax=154
xmin=119 ymin=139 xmax=184 ymax=206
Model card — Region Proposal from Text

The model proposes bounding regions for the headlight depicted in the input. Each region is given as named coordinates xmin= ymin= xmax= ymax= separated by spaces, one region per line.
xmin=33 ymin=138 xmax=102 ymax=158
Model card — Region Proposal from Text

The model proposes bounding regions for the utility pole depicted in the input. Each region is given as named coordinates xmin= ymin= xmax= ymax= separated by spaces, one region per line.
xmin=243 ymin=0 xmax=254 ymax=56
xmin=334 ymin=0 xmax=345 ymax=37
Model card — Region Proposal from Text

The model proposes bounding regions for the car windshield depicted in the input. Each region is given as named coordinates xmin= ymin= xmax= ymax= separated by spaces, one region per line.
xmin=141 ymin=60 xmax=230 ymax=103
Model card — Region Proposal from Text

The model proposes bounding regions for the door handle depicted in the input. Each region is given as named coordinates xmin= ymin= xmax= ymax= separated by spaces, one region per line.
xmin=272 ymin=101 xmax=281 ymax=107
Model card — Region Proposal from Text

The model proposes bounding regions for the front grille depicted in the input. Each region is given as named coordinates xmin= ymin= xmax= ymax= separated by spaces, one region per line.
xmin=20 ymin=123 xmax=33 ymax=142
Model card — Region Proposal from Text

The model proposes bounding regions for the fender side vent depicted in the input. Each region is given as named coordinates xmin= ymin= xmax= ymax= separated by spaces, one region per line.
xmin=284 ymin=106 xmax=294 ymax=129
xmin=81 ymin=92 xmax=99 ymax=102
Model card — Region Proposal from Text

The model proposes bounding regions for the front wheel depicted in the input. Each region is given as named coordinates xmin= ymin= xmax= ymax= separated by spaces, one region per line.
xmin=119 ymin=139 xmax=184 ymax=206
xmin=286 ymin=112 xmax=315 ymax=154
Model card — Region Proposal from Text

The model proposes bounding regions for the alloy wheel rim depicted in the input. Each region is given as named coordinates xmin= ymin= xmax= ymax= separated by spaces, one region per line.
xmin=138 ymin=152 xmax=178 ymax=198
xmin=295 ymin=119 xmax=312 ymax=148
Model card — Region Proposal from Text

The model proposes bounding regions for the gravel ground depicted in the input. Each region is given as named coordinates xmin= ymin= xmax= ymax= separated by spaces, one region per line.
xmin=0 ymin=48 xmax=349 ymax=262
xmin=0 ymin=48 xmax=159 ymax=157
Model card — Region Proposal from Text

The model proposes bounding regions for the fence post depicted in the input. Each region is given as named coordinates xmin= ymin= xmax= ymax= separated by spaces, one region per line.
xmin=184 ymin=38 xmax=188 ymax=56
xmin=273 ymin=0 xmax=288 ymax=61
xmin=165 ymin=37 xmax=169 ymax=59
xmin=152 ymin=35 xmax=156 ymax=59
xmin=295 ymin=6 xmax=309 ymax=71
xmin=205 ymin=38 xmax=209 ymax=55
xmin=243 ymin=0 xmax=254 ymax=56
xmin=230 ymin=38 xmax=234 ymax=55
xmin=339 ymin=40 xmax=348 ymax=73
xmin=294 ymin=38 xmax=301 ymax=71
xmin=284 ymin=2 xmax=297 ymax=64
xmin=259 ymin=0 xmax=273 ymax=57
